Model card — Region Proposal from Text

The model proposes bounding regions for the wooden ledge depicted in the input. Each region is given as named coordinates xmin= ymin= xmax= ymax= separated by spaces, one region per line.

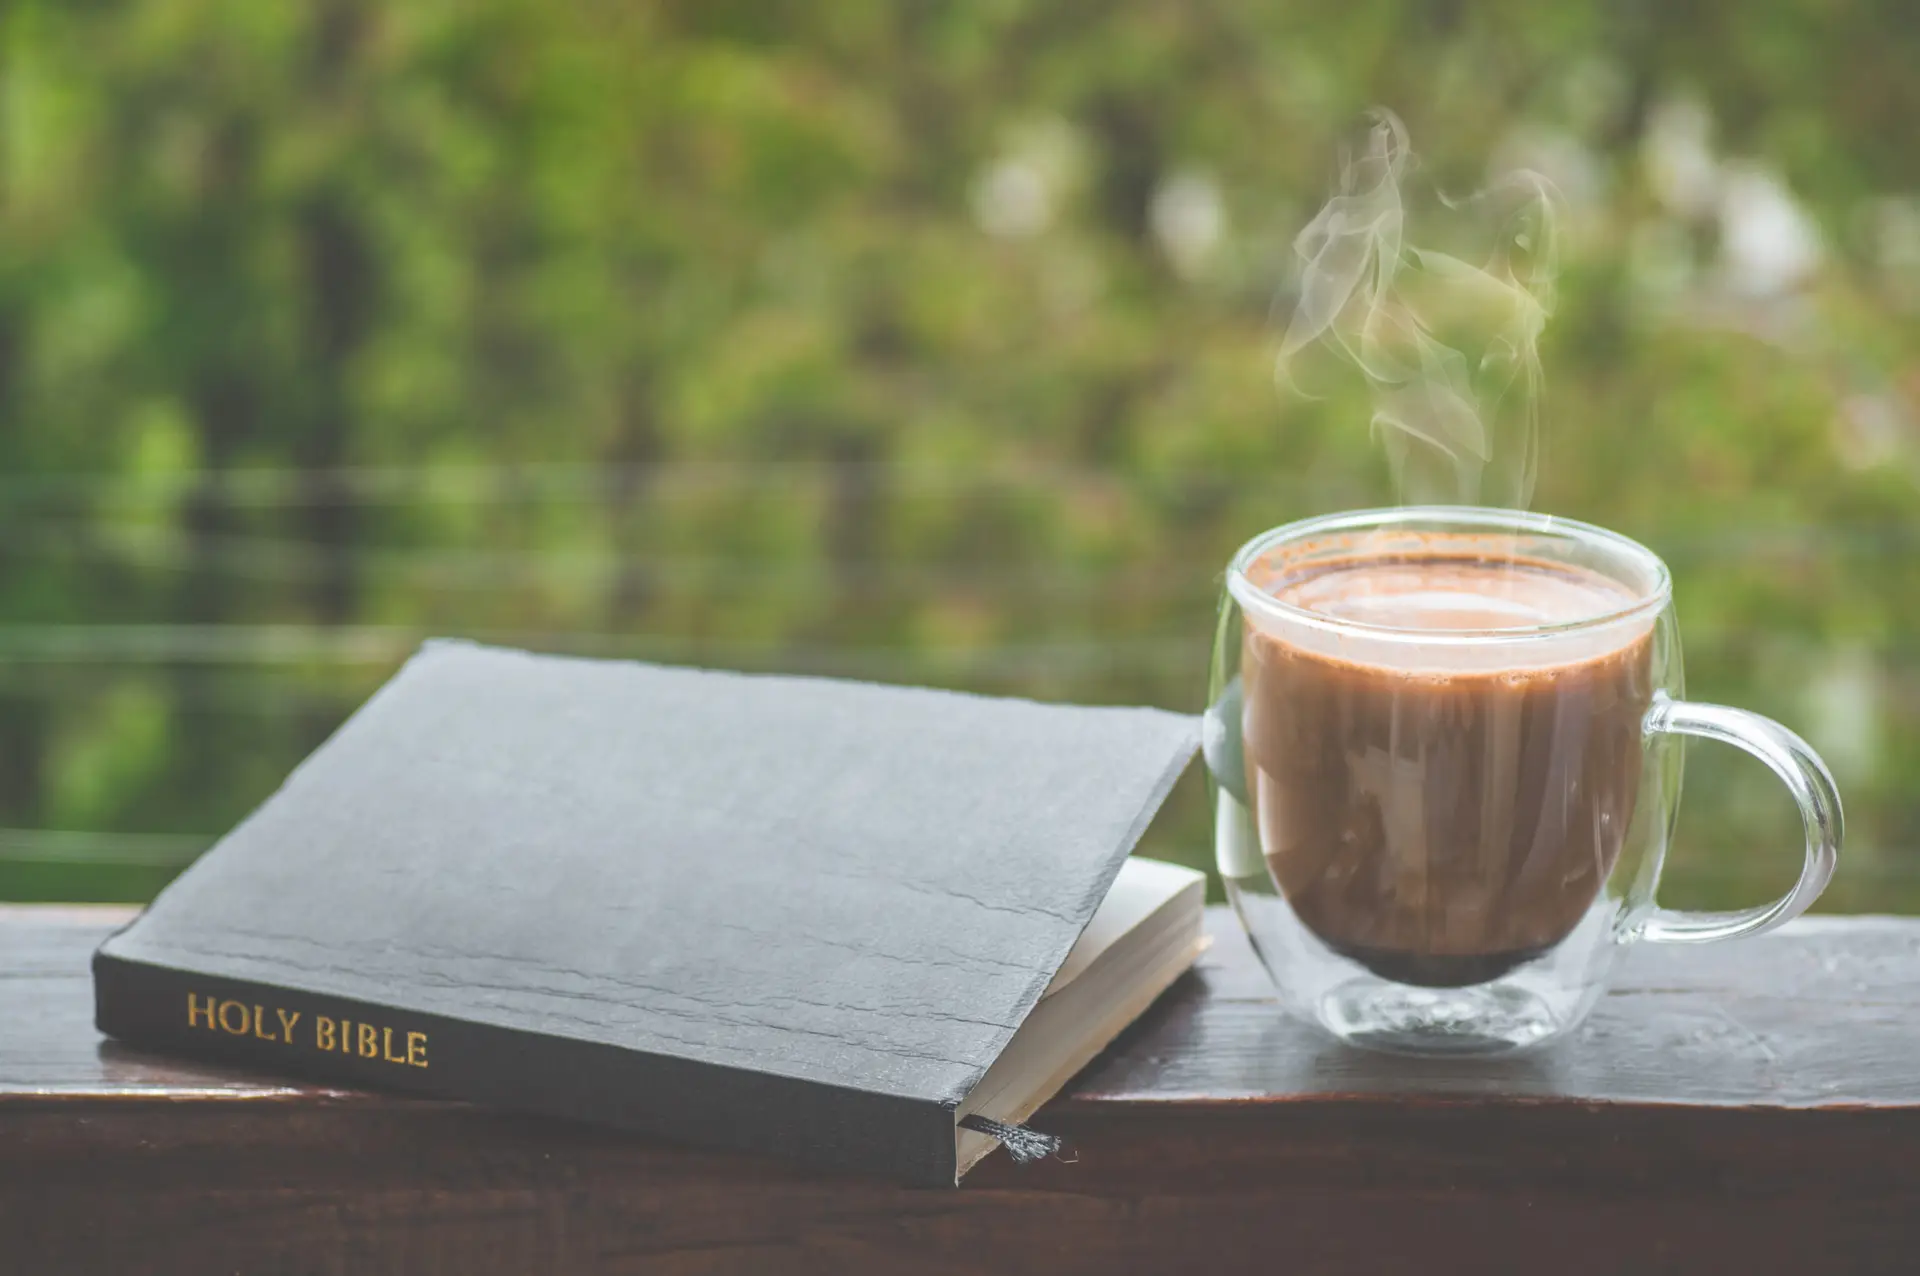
xmin=4 ymin=905 xmax=1917 ymax=1274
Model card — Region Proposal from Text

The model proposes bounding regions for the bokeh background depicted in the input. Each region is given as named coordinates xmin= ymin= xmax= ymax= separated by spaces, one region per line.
xmin=2 ymin=2 xmax=1916 ymax=909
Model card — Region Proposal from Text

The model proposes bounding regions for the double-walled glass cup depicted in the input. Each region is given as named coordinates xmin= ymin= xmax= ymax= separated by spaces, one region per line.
xmin=1207 ymin=507 xmax=1841 ymax=1056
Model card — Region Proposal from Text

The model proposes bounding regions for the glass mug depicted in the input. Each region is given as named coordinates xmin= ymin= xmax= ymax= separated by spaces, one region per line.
xmin=1206 ymin=506 xmax=1841 ymax=1056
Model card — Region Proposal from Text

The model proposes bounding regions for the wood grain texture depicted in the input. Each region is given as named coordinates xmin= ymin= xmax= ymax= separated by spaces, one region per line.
xmin=5 ymin=905 xmax=1920 ymax=1274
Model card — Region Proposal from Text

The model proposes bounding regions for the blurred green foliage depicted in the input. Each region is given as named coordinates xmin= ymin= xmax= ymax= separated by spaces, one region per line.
xmin=1 ymin=1 xmax=1917 ymax=909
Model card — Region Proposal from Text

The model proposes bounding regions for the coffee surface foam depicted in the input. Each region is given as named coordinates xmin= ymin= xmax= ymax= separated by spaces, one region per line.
xmin=1240 ymin=549 xmax=1654 ymax=677
xmin=1273 ymin=556 xmax=1638 ymax=632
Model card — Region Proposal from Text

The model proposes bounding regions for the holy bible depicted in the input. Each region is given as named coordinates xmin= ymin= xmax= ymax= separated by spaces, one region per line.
xmin=92 ymin=641 xmax=1203 ymax=1186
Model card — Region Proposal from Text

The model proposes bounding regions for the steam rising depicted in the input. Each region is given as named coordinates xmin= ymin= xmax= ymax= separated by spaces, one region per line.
xmin=1278 ymin=111 xmax=1563 ymax=507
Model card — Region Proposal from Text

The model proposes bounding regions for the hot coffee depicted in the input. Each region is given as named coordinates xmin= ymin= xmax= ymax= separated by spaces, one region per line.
xmin=1240 ymin=549 xmax=1654 ymax=987
xmin=1217 ymin=507 xmax=1840 ymax=1055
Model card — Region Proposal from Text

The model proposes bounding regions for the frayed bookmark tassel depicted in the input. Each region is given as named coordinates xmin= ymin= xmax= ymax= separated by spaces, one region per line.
xmin=958 ymin=1114 xmax=1066 ymax=1165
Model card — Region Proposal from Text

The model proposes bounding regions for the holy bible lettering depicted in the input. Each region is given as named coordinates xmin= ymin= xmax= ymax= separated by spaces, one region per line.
xmin=185 ymin=992 xmax=428 ymax=1067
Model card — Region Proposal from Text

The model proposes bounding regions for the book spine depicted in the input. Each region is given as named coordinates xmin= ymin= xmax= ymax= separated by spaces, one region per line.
xmin=93 ymin=948 xmax=957 ymax=1186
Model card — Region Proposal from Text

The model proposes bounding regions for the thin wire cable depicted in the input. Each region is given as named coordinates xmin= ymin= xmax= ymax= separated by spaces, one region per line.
xmin=0 ymin=623 xmax=1208 ymax=679
xmin=0 ymin=519 xmax=1230 ymax=599
xmin=0 ymin=461 xmax=1342 ymax=508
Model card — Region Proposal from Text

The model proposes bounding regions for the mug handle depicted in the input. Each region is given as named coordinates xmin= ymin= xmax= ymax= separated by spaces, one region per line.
xmin=1639 ymin=694 xmax=1843 ymax=943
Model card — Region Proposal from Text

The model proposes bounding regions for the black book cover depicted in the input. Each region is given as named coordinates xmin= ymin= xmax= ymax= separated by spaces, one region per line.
xmin=93 ymin=641 xmax=1198 ymax=1185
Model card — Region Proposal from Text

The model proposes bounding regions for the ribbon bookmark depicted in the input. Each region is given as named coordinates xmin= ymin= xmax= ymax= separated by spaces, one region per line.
xmin=958 ymin=1113 xmax=1066 ymax=1164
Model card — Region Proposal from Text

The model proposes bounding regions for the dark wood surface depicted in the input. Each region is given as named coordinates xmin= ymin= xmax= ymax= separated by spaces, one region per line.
xmin=5 ymin=905 xmax=1919 ymax=1274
